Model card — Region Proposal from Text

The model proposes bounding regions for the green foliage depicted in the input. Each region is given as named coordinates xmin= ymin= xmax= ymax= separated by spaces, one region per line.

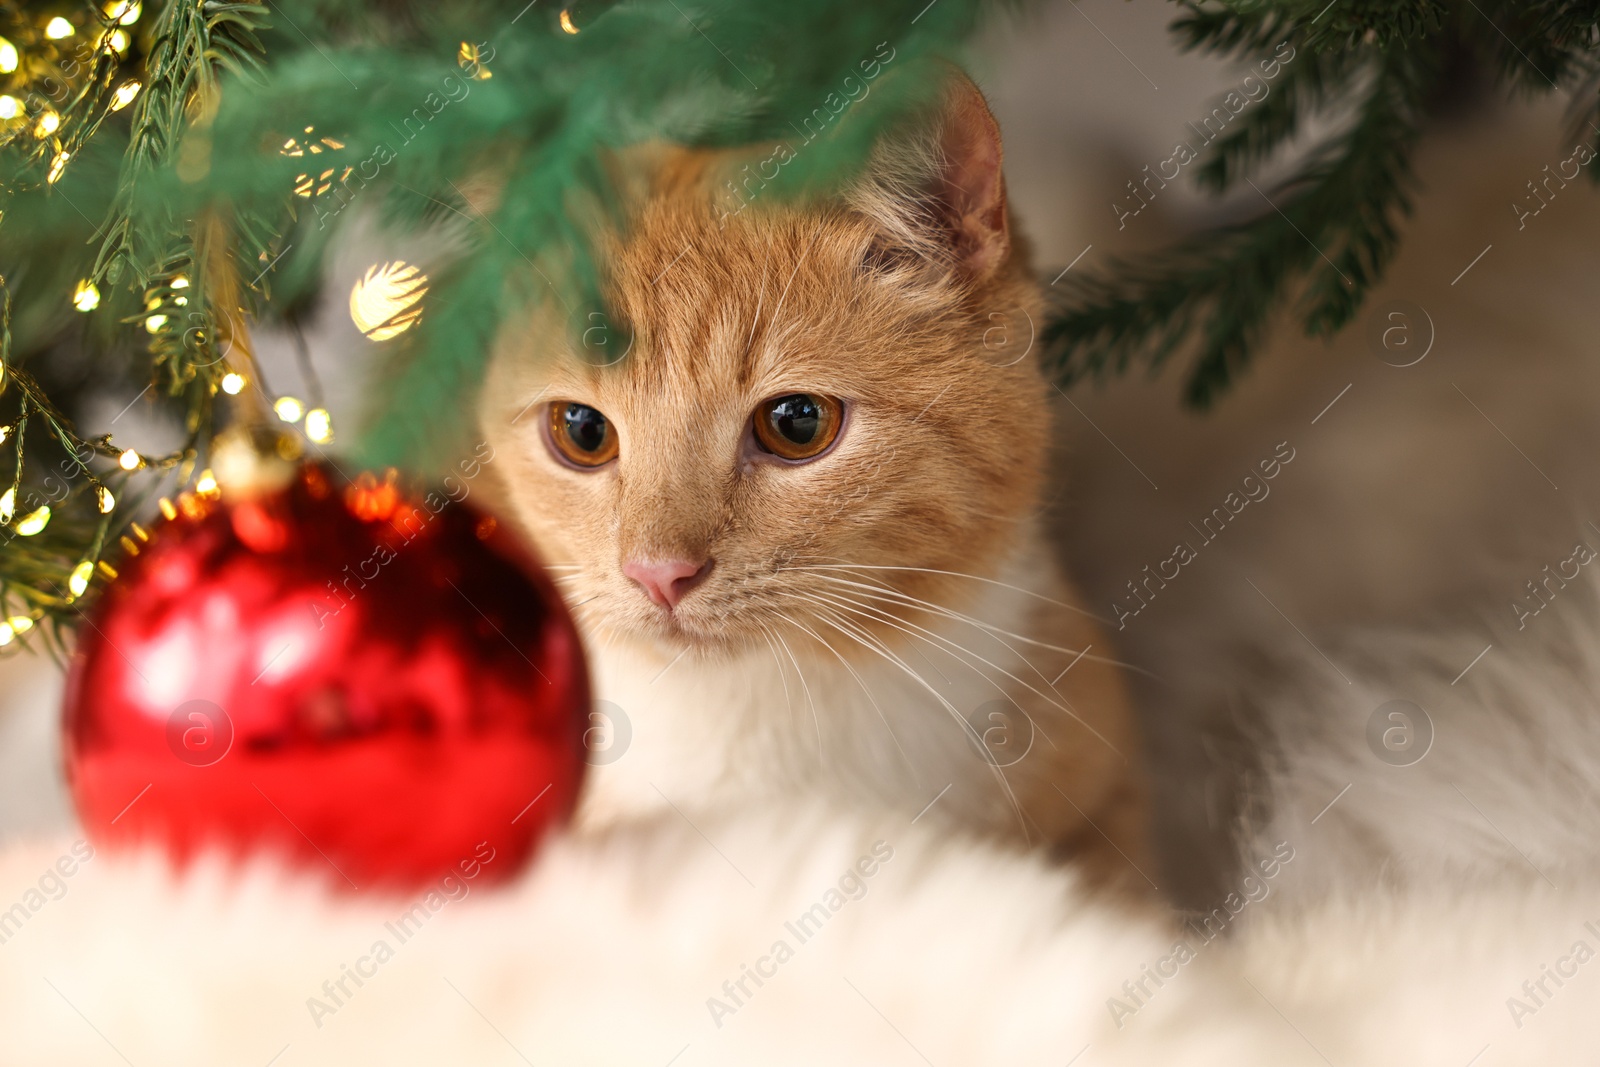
xmin=3 ymin=0 xmax=1600 ymax=644
xmin=0 ymin=0 xmax=985 ymax=641
xmin=1043 ymin=0 xmax=1600 ymax=405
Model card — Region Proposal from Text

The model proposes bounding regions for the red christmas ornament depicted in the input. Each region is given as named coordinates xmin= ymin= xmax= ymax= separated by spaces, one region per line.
xmin=63 ymin=462 xmax=588 ymax=891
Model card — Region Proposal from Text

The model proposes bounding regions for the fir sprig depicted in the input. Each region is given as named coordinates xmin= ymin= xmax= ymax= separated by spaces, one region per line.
xmin=1043 ymin=0 xmax=1600 ymax=406
xmin=6 ymin=0 xmax=1600 ymax=646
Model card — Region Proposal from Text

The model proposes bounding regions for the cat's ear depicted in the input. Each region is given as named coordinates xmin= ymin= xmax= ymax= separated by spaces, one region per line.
xmin=854 ymin=72 xmax=1011 ymax=282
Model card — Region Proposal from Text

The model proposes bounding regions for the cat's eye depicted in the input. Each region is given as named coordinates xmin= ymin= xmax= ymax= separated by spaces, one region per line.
xmin=547 ymin=402 xmax=619 ymax=468
xmin=752 ymin=394 xmax=843 ymax=461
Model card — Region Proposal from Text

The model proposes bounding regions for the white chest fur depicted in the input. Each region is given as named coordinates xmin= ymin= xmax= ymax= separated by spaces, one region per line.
xmin=573 ymin=537 xmax=1091 ymax=838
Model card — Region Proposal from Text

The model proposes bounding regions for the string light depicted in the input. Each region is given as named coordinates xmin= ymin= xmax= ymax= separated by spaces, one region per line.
xmin=195 ymin=470 xmax=219 ymax=497
xmin=560 ymin=10 xmax=581 ymax=34
xmin=170 ymin=275 xmax=189 ymax=289
xmin=34 ymin=109 xmax=60 ymax=138
xmin=15 ymin=506 xmax=50 ymax=536
xmin=274 ymin=396 xmax=305 ymax=423
xmin=97 ymin=486 xmax=115 ymax=514
xmin=0 ymin=96 xmax=19 ymax=120
xmin=118 ymin=448 xmax=140 ymax=470
xmin=110 ymin=81 xmax=140 ymax=111
xmin=220 ymin=372 xmax=245 ymax=395
xmin=68 ymin=560 xmax=95 ymax=597
xmin=349 ymin=261 xmax=428 ymax=341
xmin=72 ymin=280 xmax=99 ymax=311
xmin=103 ymin=0 xmax=141 ymax=25
xmin=304 ymin=407 xmax=333 ymax=443
xmin=102 ymin=29 xmax=129 ymax=55
xmin=0 ymin=39 xmax=16 ymax=74
xmin=0 ymin=487 xmax=13 ymax=523
xmin=47 ymin=150 xmax=70 ymax=184
xmin=459 ymin=42 xmax=493 ymax=78
xmin=44 ymin=17 xmax=74 ymax=39
xmin=0 ymin=615 xmax=34 ymax=647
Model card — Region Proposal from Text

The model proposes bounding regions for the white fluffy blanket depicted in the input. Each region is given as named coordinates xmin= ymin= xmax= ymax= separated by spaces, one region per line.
xmin=1 ymin=807 xmax=1595 ymax=1065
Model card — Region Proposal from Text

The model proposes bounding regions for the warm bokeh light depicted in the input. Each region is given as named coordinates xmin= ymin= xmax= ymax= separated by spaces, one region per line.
xmin=304 ymin=408 xmax=333 ymax=443
xmin=15 ymin=506 xmax=51 ymax=536
xmin=69 ymin=560 xmax=95 ymax=598
xmin=110 ymin=81 xmax=140 ymax=110
xmin=349 ymin=261 xmax=428 ymax=341
xmin=73 ymin=279 xmax=100 ymax=312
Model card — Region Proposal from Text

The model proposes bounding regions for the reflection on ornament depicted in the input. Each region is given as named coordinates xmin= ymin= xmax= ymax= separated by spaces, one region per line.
xmin=15 ymin=506 xmax=50 ymax=536
xmin=560 ymin=9 xmax=580 ymax=34
xmin=349 ymin=261 xmax=427 ymax=341
xmin=69 ymin=560 xmax=95 ymax=598
xmin=45 ymin=17 xmax=74 ymax=39
xmin=118 ymin=449 xmax=140 ymax=471
xmin=0 ymin=38 xmax=16 ymax=73
xmin=220 ymin=372 xmax=245 ymax=395
xmin=344 ymin=469 xmax=400 ymax=521
xmin=97 ymin=486 xmax=115 ymax=514
xmin=73 ymin=280 xmax=100 ymax=311
xmin=305 ymin=407 xmax=333 ymax=443
xmin=0 ymin=96 xmax=19 ymax=120
xmin=110 ymin=81 xmax=140 ymax=110
xmin=281 ymin=126 xmax=344 ymax=158
xmin=274 ymin=396 xmax=304 ymax=423
xmin=294 ymin=167 xmax=345 ymax=198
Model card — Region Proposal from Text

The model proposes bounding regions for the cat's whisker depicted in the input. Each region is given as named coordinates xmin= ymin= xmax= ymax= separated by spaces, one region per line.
xmin=762 ymin=222 xmax=824 ymax=345
xmin=770 ymin=626 xmax=823 ymax=759
xmin=805 ymin=574 xmax=1065 ymax=692
xmin=753 ymin=621 xmax=796 ymax=723
xmin=793 ymin=598 xmax=1030 ymax=839
xmin=797 ymin=587 xmax=1125 ymax=760
xmin=743 ymin=243 xmax=771 ymax=357
xmin=777 ymin=609 xmax=915 ymax=777
xmin=804 ymin=570 xmax=1156 ymax=679
xmin=788 ymin=562 xmax=1107 ymax=622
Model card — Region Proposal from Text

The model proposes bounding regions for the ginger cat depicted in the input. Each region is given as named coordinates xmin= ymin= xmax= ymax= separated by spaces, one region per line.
xmin=480 ymin=74 xmax=1150 ymax=884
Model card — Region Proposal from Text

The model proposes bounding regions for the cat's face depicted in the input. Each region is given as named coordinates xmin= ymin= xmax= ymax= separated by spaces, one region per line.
xmin=482 ymin=78 xmax=1048 ymax=654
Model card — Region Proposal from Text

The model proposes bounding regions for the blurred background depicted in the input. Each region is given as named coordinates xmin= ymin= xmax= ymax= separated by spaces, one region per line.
xmin=7 ymin=0 xmax=1600 ymax=908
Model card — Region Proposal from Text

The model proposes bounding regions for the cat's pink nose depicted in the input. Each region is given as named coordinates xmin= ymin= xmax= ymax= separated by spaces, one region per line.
xmin=622 ymin=557 xmax=713 ymax=610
